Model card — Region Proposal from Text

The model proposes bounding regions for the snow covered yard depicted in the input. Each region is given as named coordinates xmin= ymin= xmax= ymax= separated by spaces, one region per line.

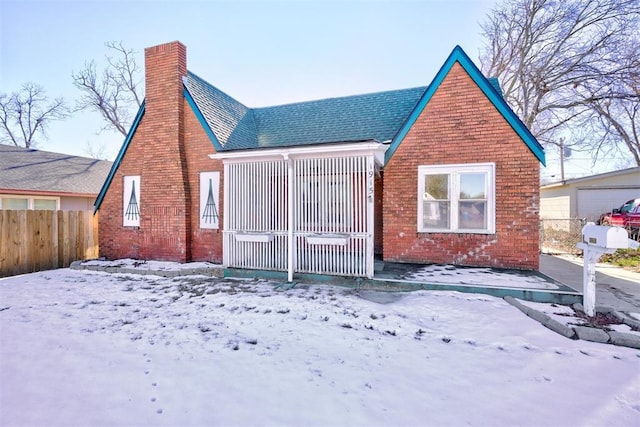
xmin=1 ymin=267 xmax=638 ymax=426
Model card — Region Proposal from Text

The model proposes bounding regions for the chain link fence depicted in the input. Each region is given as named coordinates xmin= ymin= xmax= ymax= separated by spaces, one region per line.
xmin=540 ymin=218 xmax=586 ymax=255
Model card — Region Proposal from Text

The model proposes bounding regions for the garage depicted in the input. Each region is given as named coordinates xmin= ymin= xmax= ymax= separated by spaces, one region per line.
xmin=577 ymin=187 xmax=640 ymax=221
xmin=541 ymin=167 xmax=640 ymax=222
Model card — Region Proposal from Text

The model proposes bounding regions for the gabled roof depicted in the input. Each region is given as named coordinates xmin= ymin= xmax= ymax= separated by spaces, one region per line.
xmin=0 ymin=144 xmax=112 ymax=195
xmin=95 ymin=44 xmax=546 ymax=212
xmin=184 ymin=72 xmax=257 ymax=150
xmin=385 ymin=45 xmax=545 ymax=165
xmin=184 ymin=73 xmax=425 ymax=151
xmin=94 ymin=101 xmax=145 ymax=212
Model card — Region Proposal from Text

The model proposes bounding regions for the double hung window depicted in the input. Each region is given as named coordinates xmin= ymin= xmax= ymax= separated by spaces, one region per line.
xmin=417 ymin=163 xmax=495 ymax=234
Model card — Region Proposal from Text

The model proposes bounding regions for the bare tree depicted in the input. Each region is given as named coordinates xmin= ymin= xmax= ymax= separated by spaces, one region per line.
xmin=0 ymin=83 xmax=68 ymax=149
xmin=579 ymin=37 xmax=640 ymax=165
xmin=480 ymin=0 xmax=640 ymax=165
xmin=82 ymin=140 xmax=110 ymax=160
xmin=72 ymin=41 xmax=143 ymax=136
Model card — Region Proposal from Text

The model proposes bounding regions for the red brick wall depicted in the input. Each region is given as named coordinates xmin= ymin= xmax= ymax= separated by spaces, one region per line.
xmin=99 ymin=41 xmax=192 ymax=262
xmin=99 ymin=41 xmax=224 ymax=263
xmin=183 ymin=100 xmax=224 ymax=262
xmin=374 ymin=173 xmax=383 ymax=255
xmin=382 ymin=62 xmax=540 ymax=270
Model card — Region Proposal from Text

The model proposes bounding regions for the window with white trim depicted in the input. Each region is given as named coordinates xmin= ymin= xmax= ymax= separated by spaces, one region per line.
xmin=0 ymin=196 xmax=59 ymax=210
xmin=417 ymin=163 xmax=495 ymax=234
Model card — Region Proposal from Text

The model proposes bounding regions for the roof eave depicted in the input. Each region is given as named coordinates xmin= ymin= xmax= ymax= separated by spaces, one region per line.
xmin=0 ymin=188 xmax=99 ymax=198
xmin=93 ymin=101 xmax=146 ymax=213
xmin=210 ymin=140 xmax=388 ymax=165
xmin=183 ymin=85 xmax=224 ymax=151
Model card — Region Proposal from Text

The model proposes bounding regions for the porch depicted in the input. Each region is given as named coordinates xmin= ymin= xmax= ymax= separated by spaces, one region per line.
xmin=225 ymin=259 xmax=582 ymax=304
xmin=212 ymin=142 xmax=386 ymax=282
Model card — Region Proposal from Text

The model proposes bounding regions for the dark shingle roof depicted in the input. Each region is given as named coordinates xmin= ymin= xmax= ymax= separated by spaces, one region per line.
xmin=184 ymin=72 xmax=258 ymax=149
xmin=0 ymin=145 xmax=113 ymax=195
xmin=184 ymin=72 xmax=426 ymax=151
xmin=252 ymin=87 xmax=427 ymax=149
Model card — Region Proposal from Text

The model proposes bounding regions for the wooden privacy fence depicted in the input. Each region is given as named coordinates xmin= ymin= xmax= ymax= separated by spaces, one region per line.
xmin=0 ymin=210 xmax=99 ymax=277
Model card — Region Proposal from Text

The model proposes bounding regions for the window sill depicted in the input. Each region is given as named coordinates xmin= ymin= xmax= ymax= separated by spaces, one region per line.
xmin=417 ymin=229 xmax=495 ymax=235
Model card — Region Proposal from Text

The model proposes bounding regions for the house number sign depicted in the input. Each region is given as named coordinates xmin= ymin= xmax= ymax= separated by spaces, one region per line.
xmin=367 ymin=157 xmax=374 ymax=204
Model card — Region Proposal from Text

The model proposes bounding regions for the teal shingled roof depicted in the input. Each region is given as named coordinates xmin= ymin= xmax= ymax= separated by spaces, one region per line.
xmin=184 ymin=72 xmax=258 ymax=150
xmin=183 ymin=72 xmax=426 ymax=151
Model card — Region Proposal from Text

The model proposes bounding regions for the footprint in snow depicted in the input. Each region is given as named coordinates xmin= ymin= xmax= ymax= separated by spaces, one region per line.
xmin=522 ymin=344 xmax=540 ymax=351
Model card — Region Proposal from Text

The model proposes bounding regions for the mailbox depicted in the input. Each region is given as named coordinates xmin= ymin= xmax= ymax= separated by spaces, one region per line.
xmin=581 ymin=224 xmax=628 ymax=249
xmin=577 ymin=223 xmax=631 ymax=317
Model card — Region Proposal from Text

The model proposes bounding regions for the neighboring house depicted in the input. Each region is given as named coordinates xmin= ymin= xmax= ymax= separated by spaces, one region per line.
xmin=95 ymin=41 xmax=545 ymax=278
xmin=540 ymin=167 xmax=640 ymax=223
xmin=0 ymin=145 xmax=112 ymax=211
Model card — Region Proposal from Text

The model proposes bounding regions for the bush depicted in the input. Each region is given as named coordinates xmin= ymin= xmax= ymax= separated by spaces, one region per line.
xmin=600 ymin=248 xmax=640 ymax=272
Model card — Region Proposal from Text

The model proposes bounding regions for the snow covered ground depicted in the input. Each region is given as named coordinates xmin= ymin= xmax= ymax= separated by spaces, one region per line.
xmin=403 ymin=264 xmax=562 ymax=289
xmin=1 ymin=265 xmax=639 ymax=426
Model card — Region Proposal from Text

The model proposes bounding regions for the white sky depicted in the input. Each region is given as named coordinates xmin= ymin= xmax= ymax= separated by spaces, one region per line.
xmin=0 ymin=0 xmax=626 ymax=180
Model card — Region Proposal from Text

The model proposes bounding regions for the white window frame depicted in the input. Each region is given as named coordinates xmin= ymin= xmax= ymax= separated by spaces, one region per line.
xmin=123 ymin=176 xmax=141 ymax=227
xmin=417 ymin=163 xmax=495 ymax=234
xmin=0 ymin=195 xmax=60 ymax=210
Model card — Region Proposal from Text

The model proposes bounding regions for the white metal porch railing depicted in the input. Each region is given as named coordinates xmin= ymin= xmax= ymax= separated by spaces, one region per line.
xmin=293 ymin=156 xmax=371 ymax=277
xmin=223 ymin=153 xmax=375 ymax=279
xmin=223 ymin=160 xmax=288 ymax=271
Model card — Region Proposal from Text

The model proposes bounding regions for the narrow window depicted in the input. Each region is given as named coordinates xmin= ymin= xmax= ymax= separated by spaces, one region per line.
xmin=33 ymin=199 xmax=58 ymax=210
xmin=1 ymin=198 xmax=29 ymax=209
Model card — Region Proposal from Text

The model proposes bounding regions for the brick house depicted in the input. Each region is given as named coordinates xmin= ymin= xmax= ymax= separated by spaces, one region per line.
xmin=95 ymin=41 xmax=545 ymax=279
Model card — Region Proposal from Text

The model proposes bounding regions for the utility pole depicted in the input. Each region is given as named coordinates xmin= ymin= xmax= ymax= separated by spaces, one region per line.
xmin=559 ymin=137 xmax=565 ymax=182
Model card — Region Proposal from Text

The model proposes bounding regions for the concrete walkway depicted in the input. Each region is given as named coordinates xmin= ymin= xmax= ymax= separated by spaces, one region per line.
xmin=539 ymin=254 xmax=640 ymax=312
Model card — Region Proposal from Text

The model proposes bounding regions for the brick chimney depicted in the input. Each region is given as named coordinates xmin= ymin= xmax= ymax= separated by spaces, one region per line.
xmin=138 ymin=41 xmax=191 ymax=261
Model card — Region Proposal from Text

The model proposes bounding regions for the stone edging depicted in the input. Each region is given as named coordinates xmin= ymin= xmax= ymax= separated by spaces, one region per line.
xmin=69 ymin=260 xmax=224 ymax=278
xmin=504 ymin=296 xmax=640 ymax=350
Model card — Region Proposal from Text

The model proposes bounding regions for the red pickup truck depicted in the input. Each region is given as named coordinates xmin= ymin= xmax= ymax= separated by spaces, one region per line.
xmin=598 ymin=198 xmax=640 ymax=239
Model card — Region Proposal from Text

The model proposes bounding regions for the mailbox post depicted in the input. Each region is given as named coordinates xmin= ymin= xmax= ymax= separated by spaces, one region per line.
xmin=576 ymin=223 xmax=630 ymax=316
